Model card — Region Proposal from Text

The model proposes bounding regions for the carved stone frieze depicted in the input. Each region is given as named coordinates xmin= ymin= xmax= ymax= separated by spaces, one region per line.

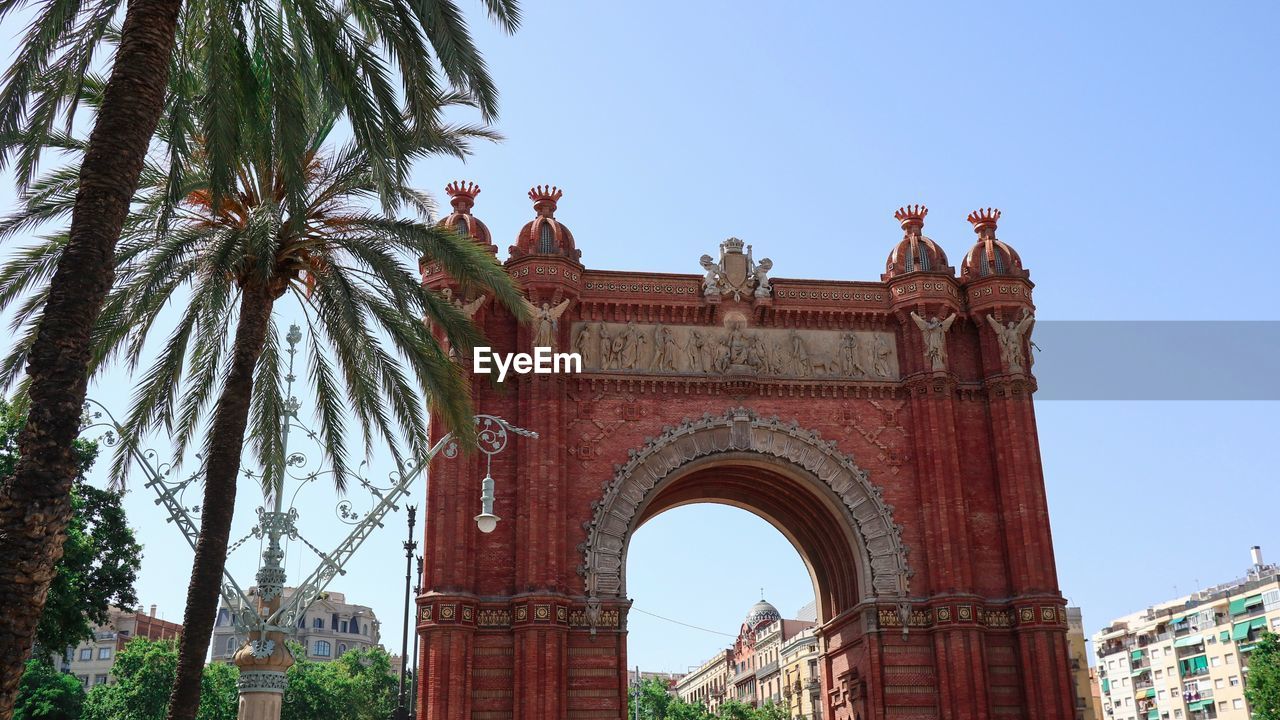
xmin=571 ymin=321 xmax=899 ymax=380
xmin=579 ymin=408 xmax=911 ymax=601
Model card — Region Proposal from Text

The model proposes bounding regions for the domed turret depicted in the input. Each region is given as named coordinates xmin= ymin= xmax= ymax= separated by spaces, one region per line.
xmin=439 ymin=181 xmax=494 ymax=250
xmin=509 ymin=185 xmax=581 ymax=262
xmin=744 ymin=599 xmax=781 ymax=630
xmin=884 ymin=205 xmax=951 ymax=279
xmin=961 ymin=208 xmax=1027 ymax=280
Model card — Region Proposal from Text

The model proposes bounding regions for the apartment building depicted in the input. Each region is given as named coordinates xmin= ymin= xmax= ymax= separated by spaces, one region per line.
xmin=210 ymin=587 xmax=381 ymax=663
xmin=1068 ymin=607 xmax=1101 ymax=720
xmin=676 ymin=650 xmax=733 ymax=713
xmin=1093 ymin=547 xmax=1279 ymax=720
xmin=63 ymin=605 xmax=182 ymax=689
xmin=781 ymin=625 xmax=822 ymax=719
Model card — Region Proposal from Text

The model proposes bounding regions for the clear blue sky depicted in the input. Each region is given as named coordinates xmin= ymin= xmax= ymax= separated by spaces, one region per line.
xmin=4 ymin=0 xmax=1280 ymax=674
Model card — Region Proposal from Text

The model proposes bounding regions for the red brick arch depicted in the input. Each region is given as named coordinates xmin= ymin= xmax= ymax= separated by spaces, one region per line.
xmin=418 ymin=205 xmax=1076 ymax=720
xmin=581 ymin=407 xmax=911 ymax=623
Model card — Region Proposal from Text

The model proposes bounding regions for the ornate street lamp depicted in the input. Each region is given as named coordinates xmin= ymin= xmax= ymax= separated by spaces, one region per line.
xmin=392 ymin=506 xmax=418 ymax=720
xmin=80 ymin=323 xmax=535 ymax=720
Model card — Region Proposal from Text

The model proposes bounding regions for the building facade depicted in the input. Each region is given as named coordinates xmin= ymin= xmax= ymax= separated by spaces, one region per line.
xmin=782 ymin=626 xmax=822 ymax=718
xmin=1067 ymin=607 xmax=1100 ymax=720
xmin=63 ymin=606 xmax=181 ymax=689
xmin=1093 ymin=548 xmax=1279 ymax=720
xmin=675 ymin=649 xmax=733 ymax=713
xmin=418 ymin=186 xmax=1075 ymax=719
xmin=211 ymin=587 xmax=381 ymax=663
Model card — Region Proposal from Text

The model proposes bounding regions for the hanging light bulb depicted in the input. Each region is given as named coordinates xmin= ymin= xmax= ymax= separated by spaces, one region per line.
xmin=475 ymin=472 xmax=499 ymax=533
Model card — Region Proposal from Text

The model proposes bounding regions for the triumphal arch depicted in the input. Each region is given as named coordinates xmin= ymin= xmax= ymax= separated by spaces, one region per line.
xmin=418 ymin=183 xmax=1074 ymax=720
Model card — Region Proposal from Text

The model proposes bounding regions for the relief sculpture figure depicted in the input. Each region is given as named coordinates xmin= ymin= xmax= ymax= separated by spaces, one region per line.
xmin=873 ymin=334 xmax=893 ymax=378
xmin=523 ymin=297 xmax=572 ymax=349
xmin=574 ymin=324 xmax=595 ymax=368
xmin=652 ymin=324 xmax=679 ymax=371
xmin=686 ymin=330 xmax=706 ymax=373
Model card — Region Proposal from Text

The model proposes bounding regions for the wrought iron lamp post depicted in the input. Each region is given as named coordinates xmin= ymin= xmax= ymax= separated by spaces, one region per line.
xmin=80 ymin=323 xmax=535 ymax=720
xmin=393 ymin=507 xmax=418 ymax=720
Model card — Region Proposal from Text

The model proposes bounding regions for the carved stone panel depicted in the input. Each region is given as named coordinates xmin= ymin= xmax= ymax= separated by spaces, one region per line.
xmin=571 ymin=322 xmax=899 ymax=380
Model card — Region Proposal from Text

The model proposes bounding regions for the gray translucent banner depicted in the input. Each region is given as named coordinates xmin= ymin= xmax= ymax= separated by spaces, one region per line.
xmin=1028 ymin=322 xmax=1280 ymax=400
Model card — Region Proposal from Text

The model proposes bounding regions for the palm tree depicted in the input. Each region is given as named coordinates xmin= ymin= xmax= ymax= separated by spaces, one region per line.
xmin=0 ymin=77 xmax=527 ymax=718
xmin=0 ymin=0 xmax=520 ymax=713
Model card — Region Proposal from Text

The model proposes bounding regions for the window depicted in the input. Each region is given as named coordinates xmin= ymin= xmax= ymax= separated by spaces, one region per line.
xmin=98 ymin=647 xmax=112 ymax=660
xmin=338 ymin=644 xmax=347 ymax=656
xmin=454 ymin=217 xmax=469 ymax=237
xmin=94 ymin=674 xmax=108 ymax=686
xmin=1214 ymin=679 xmax=1225 ymax=689
xmin=314 ymin=640 xmax=331 ymax=657
xmin=1218 ymin=702 xmax=1227 ymax=712
xmin=363 ymin=624 xmax=369 ymax=636
xmin=313 ymin=617 xmax=323 ymax=629
xmin=1233 ymin=699 xmax=1244 ymax=710
xmin=78 ymin=676 xmax=89 ymax=687
xmin=1158 ymin=690 xmax=1166 ymax=699
xmin=1210 ymin=656 xmax=1221 ymax=667
xmin=79 ymin=648 xmax=91 ymax=661
xmin=1174 ymin=711 xmax=1182 ymax=719
xmin=1229 ymin=676 xmax=1240 ymax=687
xmin=226 ymin=637 xmax=237 ymax=654
xmin=340 ymin=620 xmax=348 ymax=633
xmin=1155 ymin=669 xmax=1163 ymax=679
xmin=537 ymin=222 xmax=555 ymax=254
xmin=1226 ymin=653 xmax=1235 ymax=665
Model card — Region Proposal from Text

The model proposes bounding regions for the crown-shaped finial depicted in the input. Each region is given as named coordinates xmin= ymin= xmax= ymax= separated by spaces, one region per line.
xmin=894 ymin=205 xmax=928 ymax=232
xmin=445 ymin=181 xmax=480 ymax=212
xmin=529 ymin=185 xmax=563 ymax=217
xmin=967 ymin=208 xmax=1001 ymax=234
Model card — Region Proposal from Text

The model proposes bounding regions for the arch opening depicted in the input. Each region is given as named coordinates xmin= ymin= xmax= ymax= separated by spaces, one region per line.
xmin=580 ymin=408 xmax=912 ymax=625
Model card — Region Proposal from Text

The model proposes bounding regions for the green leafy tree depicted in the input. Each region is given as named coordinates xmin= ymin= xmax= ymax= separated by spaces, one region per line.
xmin=1246 ymin=632 xmax=1280 ymax=719
xmin=0 ymin=399 xmax=142 ymax=660
xmin=12 ymin=659 xmax=85 ymax=720
xmin=80 ymin=638 xmax=237 ymax=720
xmin=665 ymin=698 xmax=715 ymax=720
xmin=753 ymin=700 xmax=789 ymax=720
xmin=2 ymin=59 xmax=528 ymax=718
xmin=281 ymin=644 xmax=397 ymax=720
xmin=0 ymin=0 xmax=520 ymax=713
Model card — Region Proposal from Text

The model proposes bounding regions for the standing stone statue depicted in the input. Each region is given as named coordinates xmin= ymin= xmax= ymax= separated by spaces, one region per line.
xmin=574 ymin=324 xmax=595 ymax=368
xmin=599 ymin=325 xmax=617 ymax=370
xmin=686 ymin=330 xmax=706 ymax=372
xmin=619 ymin=321 xmax=647 ymax=369
xmin=839 ymin=333 xmax=867 ymax=377
xmin=872 ymin=334 xmax=893 ymax=378
xmin=986 ymin=310 xmax=1035 ymax=373
xmin=522 ymin=297 xmax=572 ymax=349
xmin=788 ymin=330 xmax=811 ymax=376
xmin=910 ymin=312 xmax=957 ymax=371
xmin=652 ymin=324 xmax=678 ymax=371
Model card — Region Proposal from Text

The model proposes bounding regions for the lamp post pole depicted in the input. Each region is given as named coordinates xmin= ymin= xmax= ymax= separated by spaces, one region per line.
xmin=409 ymin=553 xmax=423 ymax=719
xmin=393 ymin=506 xmax=418 ymax=720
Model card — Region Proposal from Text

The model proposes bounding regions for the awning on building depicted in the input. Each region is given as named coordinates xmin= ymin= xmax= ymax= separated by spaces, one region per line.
xmin=1179 ymin=655 xmax=1209 ymax=676
xmin=1146 ymin=709 xmax=1159 ymax=720
xmin=1101 ymin=678 xmax=1110 ymax=693
xmin=1173 ymin=635 xmax=1203 ymax=648
xmin=1232 ymin=617 xmax=1268 ymax=641
xmin=1187 ymin=698 xmax=1213 ymax=712
xmin=1131 ymin=649 xmax=1145 ymax=661
xmin=1137 ymin=688 xmax=1155 ymax=699
xmin=1220 ymin=630 xmax=1230 ymax=642
xmin=1229 ymin=594 xmax=1263 ymax=615
xmin=1131 ymin=666 xmax=1150 ymax=676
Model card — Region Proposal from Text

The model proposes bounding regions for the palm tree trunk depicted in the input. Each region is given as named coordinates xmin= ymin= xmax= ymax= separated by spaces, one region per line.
xmin=0 ymin=0 xmax=183 ymax=712
xmin=166 ymin=283 xmax=276 ymax=720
